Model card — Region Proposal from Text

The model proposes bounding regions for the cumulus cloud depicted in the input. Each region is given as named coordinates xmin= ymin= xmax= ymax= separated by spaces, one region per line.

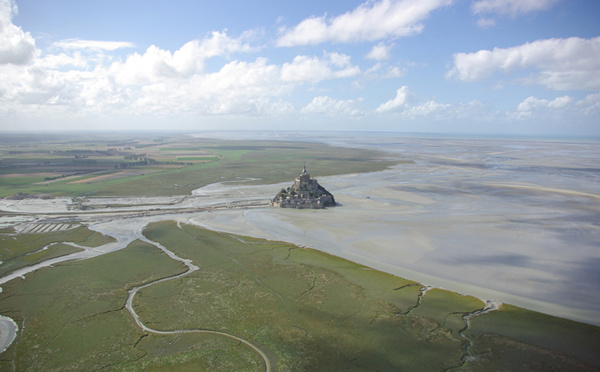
xmin=509 ymin=94 xmax=600 ymax=128
xmin=301 ymin=95 xmax=362 ymax=116
xmin=385 ymin=66 xmax=405 ymax=78
xmin=471 ymin=0 xmax=560 ymax=17
xmin=277 ymin=0 xmax=452 ymax=46
xmin=375 ymin=86 xmax=411 ymax=112
xmin=0 ymin=21 xmax=368 ymax=121
xmin=194 ymin=30 xmax=259 ymax=57
xmin=518 ymin=95 xmax=572 ymax=111
xmin=0 ymin=28 xmax=277 ymax=118
xmin=136 ymin=59 xmax=294 ymax=116
xmin=108 ymin=31 xmax=257 ymax=85
xmin=0 ymin=0 xmax=36 ymax=65
xmin=447 ymin=36 xmax=600 ymax=90
xmin=366 ymin=42 xmax=392 ymax=60
xmin=364 ymin=62 xmax=405 ymax=80
xmin=515 ymin=95 xmax=573 ymax=119
xmin=403 ymin=100 xmax=451 ymax=118
xmin=376 ymin=85 xmax=454 ymax=120
xmin=281 ymin=52 xmax=360 ymax=83
xmin=188 ymin=58 xmax=288 ymax=115
xmin=110 ymin=42 xmax=203 ymax=85
xmin=366 ymin=44 xmax=389 ymax=60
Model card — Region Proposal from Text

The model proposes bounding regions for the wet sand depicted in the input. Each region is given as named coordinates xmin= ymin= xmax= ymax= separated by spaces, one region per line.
xmin=189 ymin=134 xmax=600 ymax=325
xmin=0 ymin=316 xmax=17 ymax=354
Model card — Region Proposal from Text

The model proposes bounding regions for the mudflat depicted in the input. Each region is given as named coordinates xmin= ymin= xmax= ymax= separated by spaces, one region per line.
xmin=190 ymin=133 xmax=600 ymax=325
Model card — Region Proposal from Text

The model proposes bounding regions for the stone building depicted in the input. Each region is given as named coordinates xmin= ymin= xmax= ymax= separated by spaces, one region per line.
xmin=270 ymin=166 xmax=336 ymax=209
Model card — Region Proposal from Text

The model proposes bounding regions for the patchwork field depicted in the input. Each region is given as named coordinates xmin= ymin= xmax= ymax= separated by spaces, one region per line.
xmin=0 ymin=132 xmax=399 ymax=197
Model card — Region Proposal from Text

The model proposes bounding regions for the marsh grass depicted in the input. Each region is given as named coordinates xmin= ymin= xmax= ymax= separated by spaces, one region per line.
xmin=133 ymin=222 xmax=480 ymax=370
xmin=136 ymin=333 xmax=264 ymax=372
xmin=466 ymin=304 xmax=600 ymax=369
xmin=0 ymin=239 xmax=188 ymax=371
xmin=1 ymin=221 xmax=599 ymax=371
xmin=0 ymin=226 xmax=116 ymax=277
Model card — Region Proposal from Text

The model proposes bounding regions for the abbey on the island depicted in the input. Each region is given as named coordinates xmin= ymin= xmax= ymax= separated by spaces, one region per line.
xmin=270 ymin=165 xmax=336 ymax=209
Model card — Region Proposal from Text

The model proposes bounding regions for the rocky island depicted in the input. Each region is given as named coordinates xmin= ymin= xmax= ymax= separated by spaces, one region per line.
xmin=270 ymin=166 xmax=336 ymax=209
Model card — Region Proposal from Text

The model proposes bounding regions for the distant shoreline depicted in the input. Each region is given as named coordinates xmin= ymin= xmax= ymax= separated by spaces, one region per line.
xmin=187 ymin=130 xmax=600 ymax=144
xmin=0 ymin=130 xmax=598 ymax=144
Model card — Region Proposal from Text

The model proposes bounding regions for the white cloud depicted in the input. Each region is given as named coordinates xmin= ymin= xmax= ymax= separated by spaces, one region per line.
xmin=0 ymin=0 xmax=36 ymax=65
xmin=195 ymin=30 xmax=259 ymax=57
xmin=53 ymin=39 xmax=135 ymax=51
xmin=447 ymin=36 xmax=600 ymax=90
xmin=385 ymin=66 xmax=405 ymax=78
xmin=516 ymin=95 xmax=573 ymax=118
xmin=376 ymin=86 xmax=454 ymax=120
xmin=366 ymin=42 xmax=392 ymax=60
xmin=578 ymin=93 xmax=600 ymax=115
xmin=365 ymin=62 xmax=382 ymax=75
xmin=364 ymin=62 xmax=405 ymax=79
xmin=0 ymin=27 xmax=282 ymax=119
xmin=110 ymin=43 xmax=202 ymax=85
xmin=1 ymin=27 xmax=365 ymax=120
xmin=109 ymin=31 xmax=256 ymax=86
xmin=471 ymin=0 xmax=560 ymax=17
xmin=118 ymin=56 xmax=293 ymax=117
xmin=281 ymin=52 xmax=360 ymax=83
xmin=509 ymin=94 xmax=600 ymax=129
xmin=376 ymin=86 xmax=411 ymax=112
xmin=301 ymin=95 xmax=362 ymax=116
xmin=403 ymin=100 xmax=451 ymax=118
xmin=277 ymin=0 xmax=452 ymax=46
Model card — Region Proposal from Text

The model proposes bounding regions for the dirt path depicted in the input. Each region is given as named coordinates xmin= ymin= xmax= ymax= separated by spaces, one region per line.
xmin=0 ymin=215 xmax=272 ymax=371
xmin=124 ymin=226 xmax=272 ymax=372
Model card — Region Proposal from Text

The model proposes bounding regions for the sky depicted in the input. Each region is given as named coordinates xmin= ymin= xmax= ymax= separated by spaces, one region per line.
xmin=0 ymin=0 xmax=599 ymax=136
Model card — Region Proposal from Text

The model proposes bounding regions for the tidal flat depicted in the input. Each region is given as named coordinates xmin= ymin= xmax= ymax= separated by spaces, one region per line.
xmin=192 ymin=132 xmax=600 ymax=326
xmin=1 ymin=132 xmax=599 ymax=370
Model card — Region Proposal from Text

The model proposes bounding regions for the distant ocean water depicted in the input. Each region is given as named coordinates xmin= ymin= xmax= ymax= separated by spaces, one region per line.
xmin=191 ymin=130 xmax=600 ymax=144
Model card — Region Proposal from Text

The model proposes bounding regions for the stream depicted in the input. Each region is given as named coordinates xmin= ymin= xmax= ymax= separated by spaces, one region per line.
xmin=0 ymin=216 xmax=272 ymax=372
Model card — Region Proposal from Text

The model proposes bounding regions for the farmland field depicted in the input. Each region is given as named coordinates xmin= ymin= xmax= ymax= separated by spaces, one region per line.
xmin=0 ymin=132 xmax=399 ymax=197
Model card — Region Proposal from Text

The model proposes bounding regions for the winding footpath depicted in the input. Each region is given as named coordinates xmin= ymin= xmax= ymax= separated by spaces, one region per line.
xmin=126 ymin=232 xmax=272 ymax=372
xmin=0 ymin=217 xmax=272 ymax=372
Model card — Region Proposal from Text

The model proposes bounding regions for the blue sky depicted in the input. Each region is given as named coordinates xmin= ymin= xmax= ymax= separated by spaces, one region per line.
xmin=0 ymin=0 xmax=599 ymax=135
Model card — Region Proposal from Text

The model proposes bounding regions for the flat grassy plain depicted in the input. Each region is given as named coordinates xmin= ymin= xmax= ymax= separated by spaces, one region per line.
xmin=0 ymin=133 xmax=399 ymax=197
xmin=1 ymin=222 xmax=598 ymax=371
xmin=0 ymin=226 xmax=115 ymax=277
